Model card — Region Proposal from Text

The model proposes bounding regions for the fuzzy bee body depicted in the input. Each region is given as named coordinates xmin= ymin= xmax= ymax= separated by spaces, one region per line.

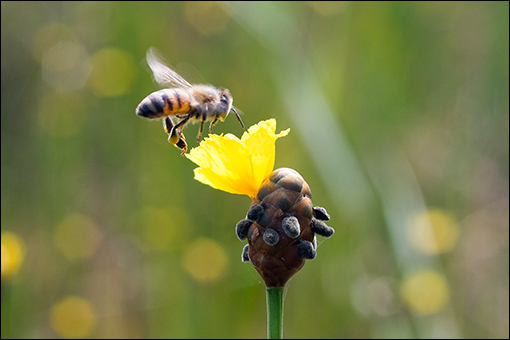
xmin=136 ymin=48 xmax=244 ymax=155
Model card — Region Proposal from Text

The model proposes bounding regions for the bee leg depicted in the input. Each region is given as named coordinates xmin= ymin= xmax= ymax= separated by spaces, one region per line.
xmin=164 ymin=117 xmax=180 ymax=144
xmin=197 ymin=119 xmax=205 ymax=141
xmin=164 ymin=117 xmax=188 ymax=155
xmin=163 ymin=117 xmax=174 ymax=135
xmin=173 ymin=115 xmax=191 ymax=130
xmin=208 ymin=116 xmax=220 ymax=133
xmin=176 ymin=130 xmax=188 ymax=156
xmin=165 ymin=115 xmax=190 ymax=155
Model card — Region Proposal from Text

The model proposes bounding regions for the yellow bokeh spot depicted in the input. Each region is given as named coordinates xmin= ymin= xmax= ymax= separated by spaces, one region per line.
xmin=87 ymin=48 xmax=136 ymax=97
xmin=38 ymin=91 xmax=88 ymax=137
xmin=182 ymin=238 xmax=228 ymax=282
xmin=53 ymin=214 xmax=102 ymax=260
xmin=1 ymin=232 xmax=26 ymax=280
xmin=400 ymin=270 xmax=450 ymax=315
xmin=407 ymin=209 xmax=460 ymax=254
xmin=128 ymin=206 xmax=191 ymax=252
xmin=50 ymin=296 xmax=96 ymax=339
xmin=185 ymin=2 xmax=231 ymax=36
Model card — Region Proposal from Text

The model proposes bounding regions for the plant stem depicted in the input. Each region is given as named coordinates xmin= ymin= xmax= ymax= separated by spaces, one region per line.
xmin=266 ymin=287 xmax=284 ymax=339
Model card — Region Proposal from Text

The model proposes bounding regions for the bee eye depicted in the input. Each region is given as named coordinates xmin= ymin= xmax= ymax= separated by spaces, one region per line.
xmin=221 ymin=95 xmax=229 ymax=104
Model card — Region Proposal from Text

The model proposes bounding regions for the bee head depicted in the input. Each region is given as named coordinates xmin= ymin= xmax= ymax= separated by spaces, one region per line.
xmin=219 ymin=88 xmax=244 ymax=129
xmin=218 ymin=88 xmax=233 ymax=118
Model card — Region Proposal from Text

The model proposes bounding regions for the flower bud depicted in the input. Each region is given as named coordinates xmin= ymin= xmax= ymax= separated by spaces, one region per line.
xmin=237 ymin=168 xmax=334 ymax=287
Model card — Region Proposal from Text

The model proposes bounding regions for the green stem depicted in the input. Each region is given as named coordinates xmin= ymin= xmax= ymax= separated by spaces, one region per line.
xmin=266 ymin=287 xmax=284 ymax=339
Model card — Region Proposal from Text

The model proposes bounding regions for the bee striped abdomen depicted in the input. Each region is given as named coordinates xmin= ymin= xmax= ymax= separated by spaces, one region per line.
xmin=136 ymin=88 xmax=191 ymax=119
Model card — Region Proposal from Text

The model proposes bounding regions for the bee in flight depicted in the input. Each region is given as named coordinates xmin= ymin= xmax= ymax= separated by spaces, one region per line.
xmin=136 ymin=48 xmax=244 ymax=155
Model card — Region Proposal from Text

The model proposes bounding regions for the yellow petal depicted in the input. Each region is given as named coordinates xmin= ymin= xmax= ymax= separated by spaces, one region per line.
xmin=242 ymin=119 xmax=289 ymax=190
xmin=185 ymin=119 xmax=289 ymax=198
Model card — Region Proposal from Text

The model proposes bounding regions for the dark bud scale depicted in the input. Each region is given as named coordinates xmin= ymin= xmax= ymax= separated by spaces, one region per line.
xmin=235 ymin=168 xmax=334 ymax=287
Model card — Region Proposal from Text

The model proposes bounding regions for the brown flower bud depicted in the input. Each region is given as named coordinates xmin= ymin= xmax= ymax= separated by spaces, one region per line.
xmin=236 ymin=168 xmax=334 ymax=287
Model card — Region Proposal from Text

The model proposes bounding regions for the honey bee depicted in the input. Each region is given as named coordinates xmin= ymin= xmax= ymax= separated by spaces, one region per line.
xmin=136 ymin=48 xmax=244 ymax=155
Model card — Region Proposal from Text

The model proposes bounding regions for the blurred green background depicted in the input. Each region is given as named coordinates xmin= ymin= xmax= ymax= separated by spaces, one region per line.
xmin=1 ymin=1 xmax=508 ymax=338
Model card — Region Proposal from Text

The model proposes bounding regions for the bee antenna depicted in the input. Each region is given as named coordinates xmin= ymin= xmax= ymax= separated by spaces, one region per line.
xmin=231 ymin=107 xmax=245 ymax=129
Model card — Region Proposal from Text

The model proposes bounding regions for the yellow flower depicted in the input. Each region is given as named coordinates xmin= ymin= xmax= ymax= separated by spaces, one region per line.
xmin=186 ymin=119 xmax=290 ymax=198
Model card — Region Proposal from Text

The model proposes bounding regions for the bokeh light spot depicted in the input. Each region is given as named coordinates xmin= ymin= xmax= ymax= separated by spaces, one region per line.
xmin=182 ymin=238 xmax=228 ymax=282
xmin=407 ymin=209 xmax=460 ymax=254
xmin=41 ymin=41 xmax=92 ymax=91
xmin=400 ymin=270 xmax=450 ymax=315
xmin=87 ymin=48 xmax=136 ymax=97
xmin=31 ymin=23 xmax=79 ymax=63
xmin=1 ymin=232 xmax=26 ymax=280
xmin=128 ymin=206 xmax=192 ymax=252
xmin=37 ymin=91 xmax=88 ymax=137
xmin=185 ymin=2 xmax=230 ymax=36
xmin=50 ymin=296 xmax=96 ymax=339
xmin=53 ymin=214 xmax=102 ymax=260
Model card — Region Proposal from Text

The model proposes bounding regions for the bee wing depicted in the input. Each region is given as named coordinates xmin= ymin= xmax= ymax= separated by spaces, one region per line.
xmin=146 ymin=47 xmax=192 ymax=89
